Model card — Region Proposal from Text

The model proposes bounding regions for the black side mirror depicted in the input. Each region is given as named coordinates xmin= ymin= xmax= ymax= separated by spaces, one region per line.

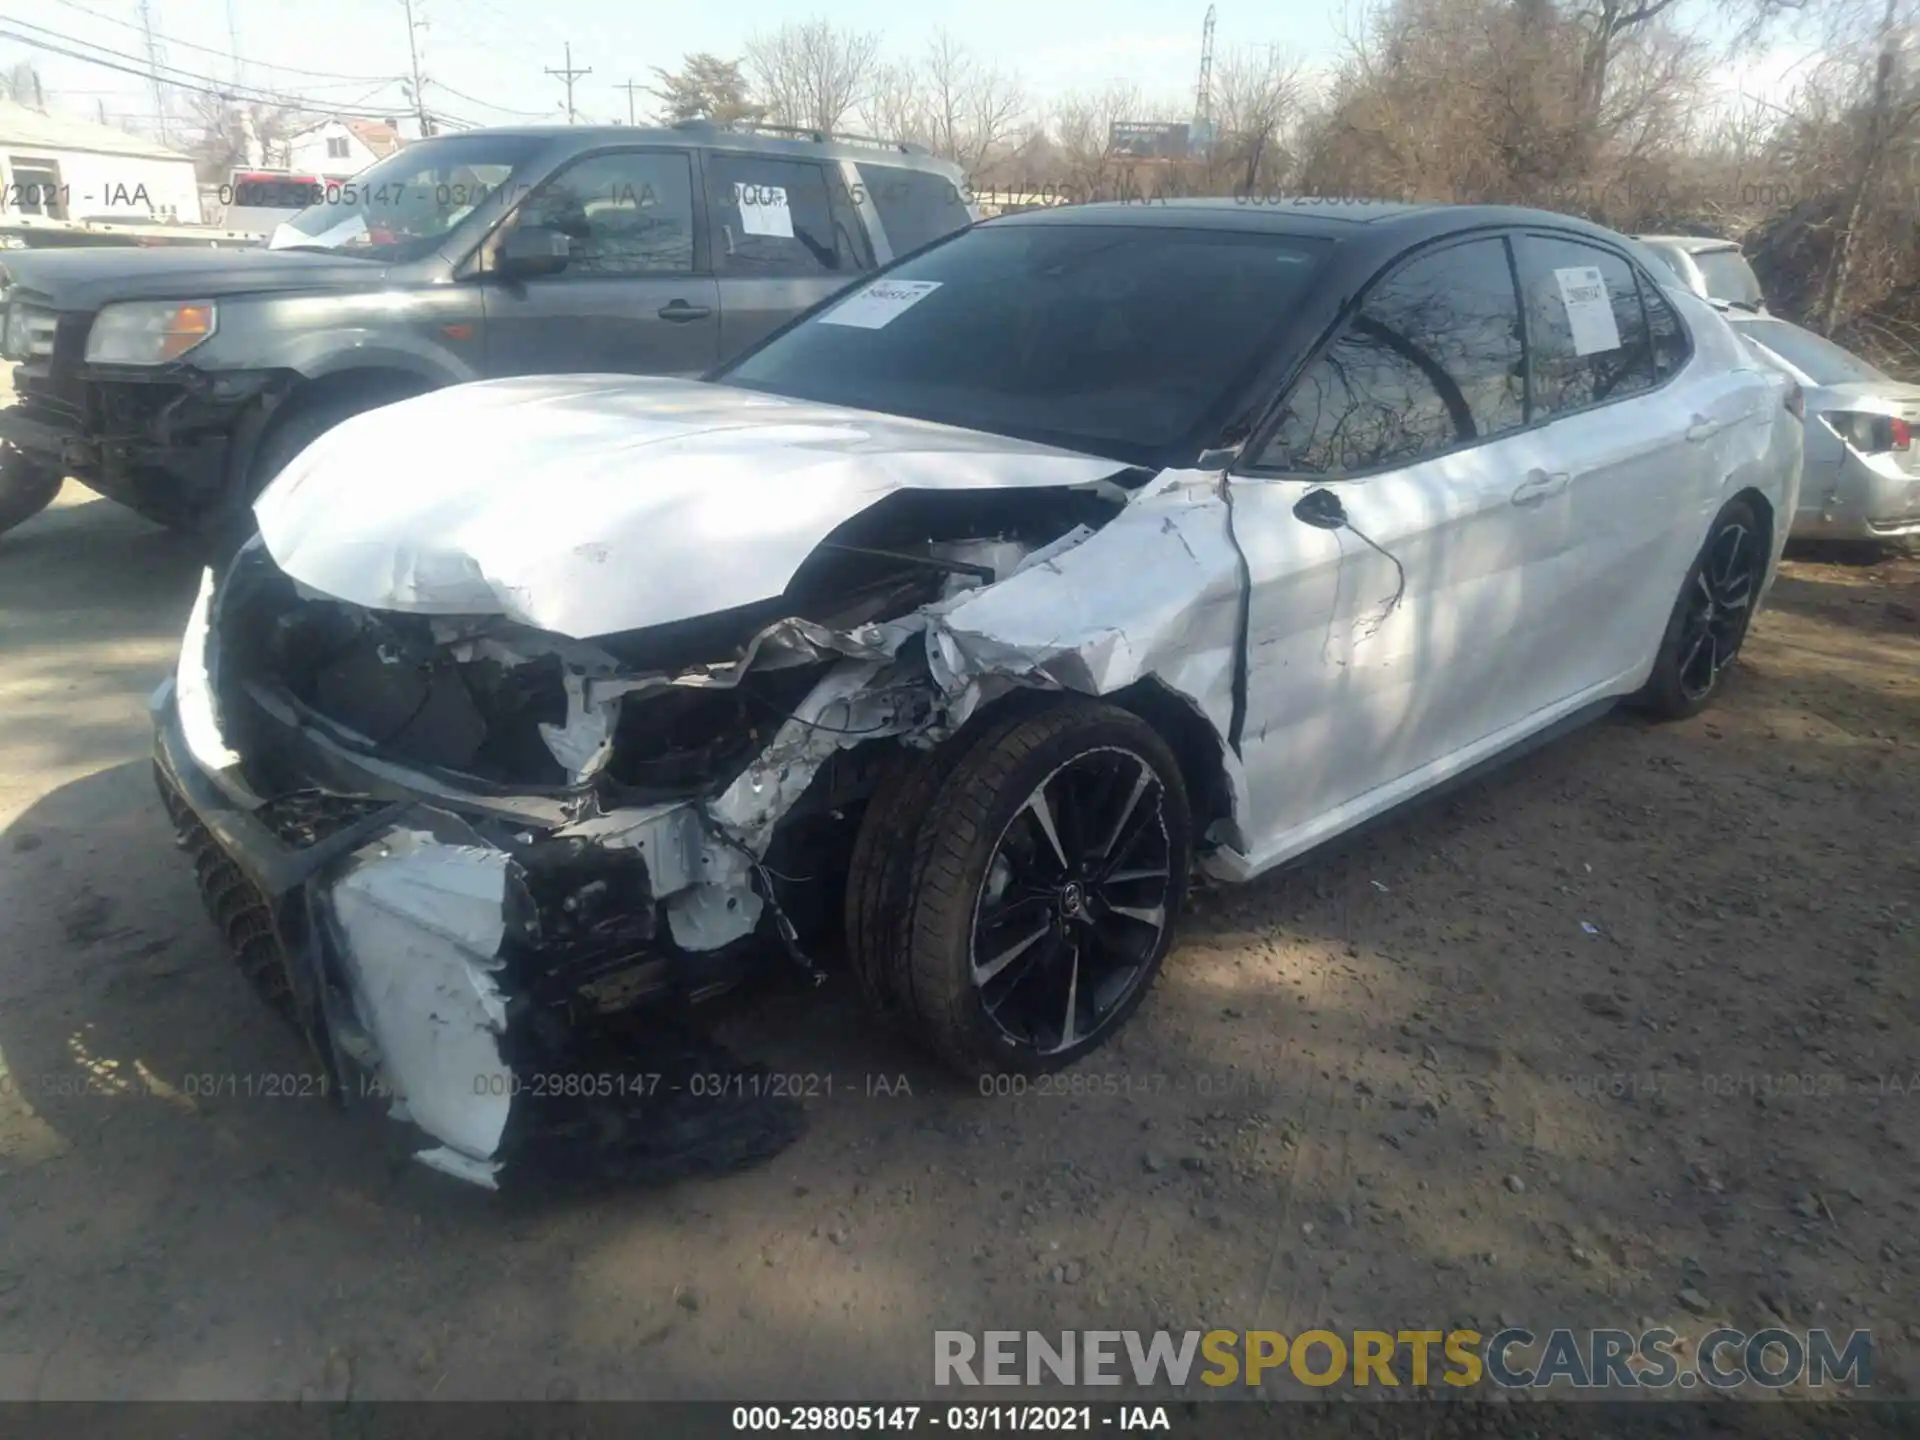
xmin=1293 ymin=488 xmax=1348 ymax=530
xmin=494 ymin=225 xmax=571 ymax=279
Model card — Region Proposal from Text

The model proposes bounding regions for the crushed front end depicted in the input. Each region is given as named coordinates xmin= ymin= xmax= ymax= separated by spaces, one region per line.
xmin=152 ymin=479 xmax=1140 ymax=1186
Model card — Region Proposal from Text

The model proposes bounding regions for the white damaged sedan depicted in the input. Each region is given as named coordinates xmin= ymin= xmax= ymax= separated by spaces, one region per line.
xmin=152 ymin=200 xmax=1803 ymax=1186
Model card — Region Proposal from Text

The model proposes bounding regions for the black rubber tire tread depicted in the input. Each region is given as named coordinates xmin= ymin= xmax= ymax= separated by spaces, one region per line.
xmin=0 ymin=454 xmax=61 ymax=539
xmin=844 ymin=742 xmax=962 ymax=1027
xmin=245 ymin=394 xmax=390 ymax=502
xmin=889 ymin=698 xmax=1191 ymax=1077
xmin=1632 ymin=496 xmax=1763 ymax=722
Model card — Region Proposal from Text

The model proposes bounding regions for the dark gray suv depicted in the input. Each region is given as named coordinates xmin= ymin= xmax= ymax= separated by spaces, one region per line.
xmin=0 ymin=121 xmax=976 ymax=538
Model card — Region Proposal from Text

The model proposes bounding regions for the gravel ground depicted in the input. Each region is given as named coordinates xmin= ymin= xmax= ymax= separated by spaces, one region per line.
xmin=0 ymin=476 xmax=1914 ymax=1415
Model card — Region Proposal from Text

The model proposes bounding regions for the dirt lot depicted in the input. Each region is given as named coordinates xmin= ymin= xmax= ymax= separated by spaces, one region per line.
xmin=0 ymin=479 xmax=1915 ymax=1410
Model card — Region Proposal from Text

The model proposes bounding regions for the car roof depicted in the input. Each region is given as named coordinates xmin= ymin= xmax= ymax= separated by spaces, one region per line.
xmin=984 ymin=199 xmax=1654 ymax=263
xmin=423 ymin=120 xmax=963 ymax=176
xmin=1635 ymin=234 xmax=1743 ymax=254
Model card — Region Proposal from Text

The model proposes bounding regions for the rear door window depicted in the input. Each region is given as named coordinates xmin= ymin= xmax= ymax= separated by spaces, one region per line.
xmin=1515 ymin=234 xmax=1657 ymax=418
xmin=704 ymin=155 xmax=868 ymax=277
xmin=855 ymin=163 xmax=971 ymax=255
xmin=1255 ymin=235 xmax=1526 ymax=475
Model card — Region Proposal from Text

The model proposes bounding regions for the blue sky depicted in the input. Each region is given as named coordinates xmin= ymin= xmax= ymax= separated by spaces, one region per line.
xmin=3 ymin=0 xmax=1819 ymax=137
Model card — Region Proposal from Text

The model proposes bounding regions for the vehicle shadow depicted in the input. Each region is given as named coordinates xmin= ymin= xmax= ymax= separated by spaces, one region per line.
xmin=5 ymin=645 xmax=1912 ymax=1403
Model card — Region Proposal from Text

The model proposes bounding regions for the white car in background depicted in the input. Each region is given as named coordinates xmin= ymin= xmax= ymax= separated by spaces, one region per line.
xmin=151 ymin=201 xmax=1804 ymax=1186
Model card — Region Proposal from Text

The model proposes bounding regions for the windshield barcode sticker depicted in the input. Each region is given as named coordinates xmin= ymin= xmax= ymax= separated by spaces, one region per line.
xmin=819 ymin=279 xmax=943 ymax=330
xmin=1554 ymin=266 xmax=1621 ymax=356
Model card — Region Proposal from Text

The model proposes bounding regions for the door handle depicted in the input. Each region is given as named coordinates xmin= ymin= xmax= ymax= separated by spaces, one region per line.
xmin=1685 ymin=414 xmax=1724 ymax=443
xmin=1511 ymin=469 xmax=1570 ymax=506
xmin=657 ymin=301 xmax=712 ymax=323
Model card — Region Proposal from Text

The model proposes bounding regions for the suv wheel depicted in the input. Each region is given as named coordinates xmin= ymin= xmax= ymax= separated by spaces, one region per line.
xmin=874 ymin=701 xmax=1191 ymax=1076
xmin=0 ymin=448 xmax=61 ymax=540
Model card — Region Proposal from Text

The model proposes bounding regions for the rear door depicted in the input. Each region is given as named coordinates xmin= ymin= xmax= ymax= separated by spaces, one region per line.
xmin=700 ymin=151 xmax=874 ymax=360
xmin=480 ymin=147 xmax=720 ymax=378
xmin=1511 ymin=232 xmax=1729 ymax=692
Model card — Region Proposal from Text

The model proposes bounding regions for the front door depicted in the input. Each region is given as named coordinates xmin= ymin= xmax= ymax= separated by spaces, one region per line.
xmin=1229 ymin=232 xmax=1581 ymax=868
xmin=481 ymin=148 xmax=720 ymax=378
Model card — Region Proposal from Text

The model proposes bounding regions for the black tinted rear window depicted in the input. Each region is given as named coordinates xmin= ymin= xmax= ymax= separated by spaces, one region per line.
xmin=856 ymin=164 xmax=971 ymax=255
xmin=719 ymin=224 xmax=1331 ymax=462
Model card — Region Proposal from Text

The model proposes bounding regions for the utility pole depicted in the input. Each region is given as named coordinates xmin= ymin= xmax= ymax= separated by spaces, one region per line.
xmin=225 ymin=0 xmax=242 ymax=86
xmin=546 ymin=42 xmax=591 ymax=124
xmin=400 ymin=0 xmax=430 ymax=137
xmin=615 ymin=78 xmax=644 ymax=126
xmin=137 ymin=0 xmax=168 ymax=142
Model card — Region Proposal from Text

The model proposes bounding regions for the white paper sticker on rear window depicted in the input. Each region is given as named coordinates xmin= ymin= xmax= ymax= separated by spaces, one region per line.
xmin=819 ymin=279 xmax=943 ymax=329
xmin=1554 ymin=265 xmax=1621 ymax=356
xmin=735 ymin=183 xmax=794 ymax=238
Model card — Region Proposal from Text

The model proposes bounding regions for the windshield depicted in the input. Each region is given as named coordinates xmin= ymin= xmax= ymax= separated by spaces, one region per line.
xmin=1741 ymin=319 xmax=1891 ymax=386
xmin=1691 ymin=247 xmax=1765 ymax=306
xmin=266 ymin=133 xmax=548 ymax=262
xmin=717 ymin=223 xmax=1332 ymax=462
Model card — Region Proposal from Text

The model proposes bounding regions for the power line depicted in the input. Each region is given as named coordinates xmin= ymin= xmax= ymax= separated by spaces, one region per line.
xmin=35 ymin=0 xmax=410 ymax=82
xmin=0 ymin=14 xmax=406 ymax=105
xmin=0 ymin=25 xmax=412 ymax=121
xmin=428 ymin=77 xmax=553 ymax=119
xmin=544 ymin=41 xmax=589 ymax=124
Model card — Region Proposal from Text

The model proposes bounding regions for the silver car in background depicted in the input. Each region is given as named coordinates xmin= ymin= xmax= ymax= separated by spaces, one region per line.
xmin=1635 ymin=235 xmax=1770 ymax=313
xmin=1726 ymin=312 xmax=1920 ymax=542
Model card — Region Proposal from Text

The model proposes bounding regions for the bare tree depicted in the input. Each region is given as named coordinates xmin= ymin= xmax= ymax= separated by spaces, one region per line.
xmin=1208 ymin=44 xmax=1306 ymax=193
xmin=860 ymin=59 xmax=933 ymax=149
xmin=1814 ymin=0 xmax=1920 ymax=327
xmin=1053 ymin=82 xmax=1160 ymax=200
xmin=920 ymin=30 xmax=1026 ymax=172
xmin=744 ymin=19 xmax=881 ymax=133
xmin=0 ymin=60 xmax=45 ymax=108
xmin=181 ymin=92 xmax=304 ymax=185
xmin=650 ymin=54 xmax=764 ymax=125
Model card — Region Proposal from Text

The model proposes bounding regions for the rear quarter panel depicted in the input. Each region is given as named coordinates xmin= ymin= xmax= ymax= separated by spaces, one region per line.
xmin=1680 ymin=294 xmax=1801 ymax=603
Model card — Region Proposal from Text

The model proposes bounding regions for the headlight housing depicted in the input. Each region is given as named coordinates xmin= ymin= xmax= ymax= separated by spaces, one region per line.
xmin=85 ymin=300 xmax=217 ymax=364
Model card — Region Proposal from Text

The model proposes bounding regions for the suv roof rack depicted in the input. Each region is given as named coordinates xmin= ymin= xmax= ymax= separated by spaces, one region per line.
xmin=669 ymin=117 xmax=928 ymax=156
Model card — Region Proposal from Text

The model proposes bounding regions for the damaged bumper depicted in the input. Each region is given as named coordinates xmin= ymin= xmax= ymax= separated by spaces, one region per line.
xmin=151 ymin=610 xmax=781 ymax=1188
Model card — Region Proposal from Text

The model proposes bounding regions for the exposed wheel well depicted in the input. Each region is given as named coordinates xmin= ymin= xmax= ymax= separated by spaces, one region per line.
xmin=940 ymin=679 xmax=1237 ymax=854
xmin=1730 ymin=485 xmax=1776 ymax=573
xmin=239 ymin=367 xmax=438 ymax=489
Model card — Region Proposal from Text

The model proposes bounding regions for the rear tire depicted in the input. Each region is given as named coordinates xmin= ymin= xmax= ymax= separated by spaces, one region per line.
xmin=0 ymin=449 xmax=61 ymax=539
xmin=885 ymin=700 xmax=1191 ymax=1077
xmin=1634 ymin=497 xmax=1765 ymax=719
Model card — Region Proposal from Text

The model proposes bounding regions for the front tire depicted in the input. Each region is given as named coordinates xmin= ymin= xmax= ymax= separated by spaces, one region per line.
xmin=1635 ymin=497 xmax=1765 ymax=719
xmin=886 ymin=701 xmax=1191 ymax=1077
xmin=0 ymin=448 xmax=61 ymax=539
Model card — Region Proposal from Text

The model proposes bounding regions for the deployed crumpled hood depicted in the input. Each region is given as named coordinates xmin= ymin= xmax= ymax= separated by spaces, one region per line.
xmin=254 ymin=375 xmax=1129 ymax=638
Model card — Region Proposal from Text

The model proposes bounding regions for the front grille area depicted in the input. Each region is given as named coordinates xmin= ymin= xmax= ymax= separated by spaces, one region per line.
xmin=155 ymin=765 xmax=300 ymax=1030
xmin=254 ymin=789 xmax=393 ymax=849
